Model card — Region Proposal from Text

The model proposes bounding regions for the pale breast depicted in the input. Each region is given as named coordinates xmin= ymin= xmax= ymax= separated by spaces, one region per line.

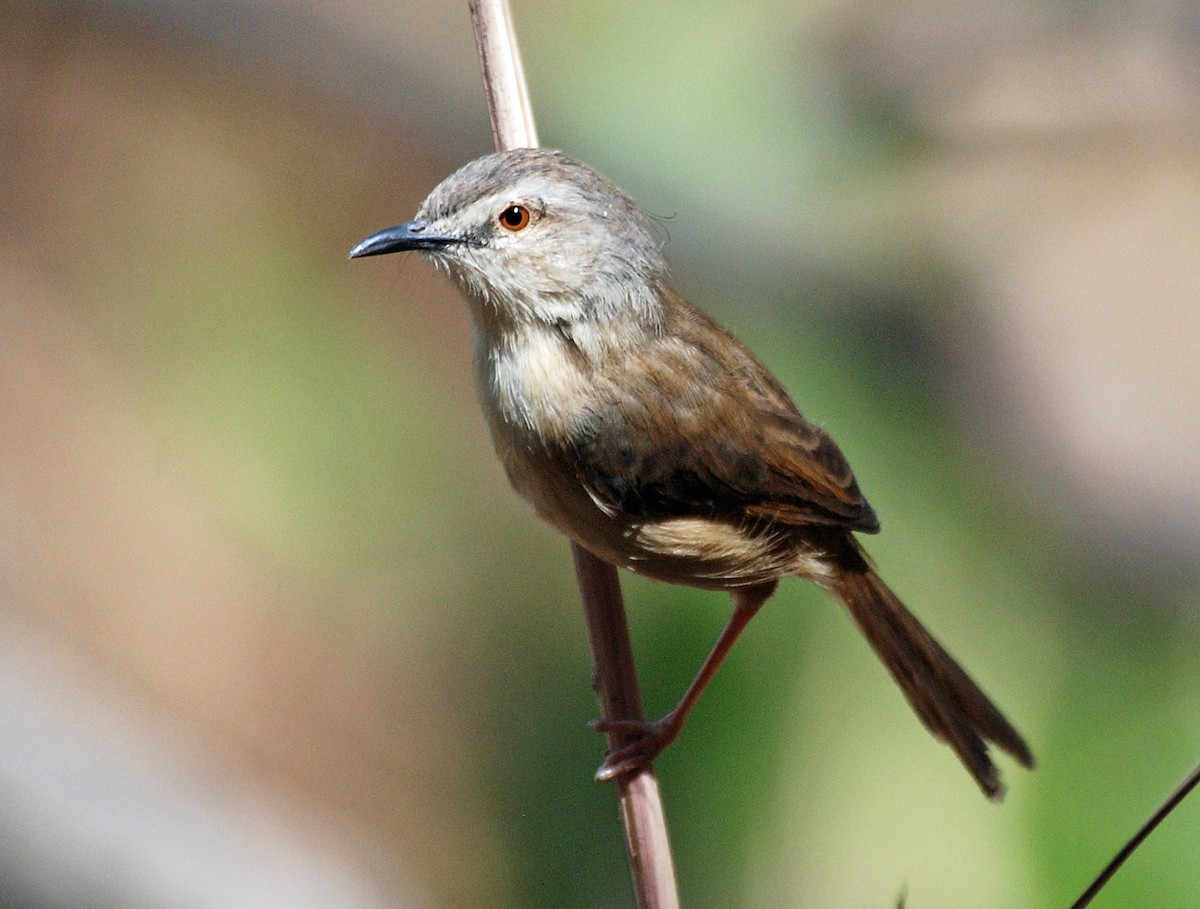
xmin=473 ymin=323 xmax=595 ymax=529
xmin=480 ymin=324 xmax=593 ymax=437
xmin=470 ymin=320 xmax=836 ymax=592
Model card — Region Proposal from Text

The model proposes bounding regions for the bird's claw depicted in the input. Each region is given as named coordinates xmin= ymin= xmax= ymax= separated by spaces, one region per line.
xmin=590 ymin=715 xmax=681 ymax=782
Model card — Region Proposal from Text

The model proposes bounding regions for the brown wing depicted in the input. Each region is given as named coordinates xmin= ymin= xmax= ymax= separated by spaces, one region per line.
xmin=568 ymin=294 xmax=879 ymax=533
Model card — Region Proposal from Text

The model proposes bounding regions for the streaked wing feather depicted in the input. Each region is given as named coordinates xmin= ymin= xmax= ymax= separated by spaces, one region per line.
xmin=570 ymin=296 xmax=879 ymax=533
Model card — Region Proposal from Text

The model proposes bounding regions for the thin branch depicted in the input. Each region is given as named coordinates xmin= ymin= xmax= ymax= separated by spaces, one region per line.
xmin=465 ymin=3 xmax=680 ymax=908
xmin=1067 ymin=759 xmax=1200 ymax=909
xmin=573 ymin=546 xmax=680 ymax=909
xmin=468 ymin=0 xmax=538 ymax=149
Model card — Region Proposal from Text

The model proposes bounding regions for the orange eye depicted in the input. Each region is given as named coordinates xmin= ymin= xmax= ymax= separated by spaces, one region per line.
xmin=498 ymin=204 xmax=531 ymax=231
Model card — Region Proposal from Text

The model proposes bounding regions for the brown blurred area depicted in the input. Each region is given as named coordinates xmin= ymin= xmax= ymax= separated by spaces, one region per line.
xmin=0 ymin=4 xmax=511 ymax=907
xmin=823 ymin=0 xmax=1200 ymax=568
xmin=1 ymin=2 xmax=1198 ymax=908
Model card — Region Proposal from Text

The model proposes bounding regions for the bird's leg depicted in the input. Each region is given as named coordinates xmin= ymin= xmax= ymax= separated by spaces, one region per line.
xmin=592 ymin=580 xmax=777 ymax=781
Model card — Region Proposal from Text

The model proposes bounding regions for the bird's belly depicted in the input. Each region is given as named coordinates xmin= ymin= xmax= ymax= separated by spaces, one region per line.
xmin=473 ymin=330 xmax=832 ymax=590
xmin=490 ymin=425 xmax=828 ymax=591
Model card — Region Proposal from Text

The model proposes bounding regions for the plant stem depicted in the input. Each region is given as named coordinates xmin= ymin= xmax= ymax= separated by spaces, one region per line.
xmin=466 ymin=3 xmax=680 ymax=907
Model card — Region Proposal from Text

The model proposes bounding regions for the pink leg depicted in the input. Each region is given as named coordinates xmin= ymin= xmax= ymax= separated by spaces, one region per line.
xmin=593 ymin=580 xmax=777 ymax=781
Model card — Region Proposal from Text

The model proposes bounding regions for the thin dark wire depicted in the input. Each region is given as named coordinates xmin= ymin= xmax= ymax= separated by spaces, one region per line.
xmin=1068 ymin=759 xmax=1200 ymax=909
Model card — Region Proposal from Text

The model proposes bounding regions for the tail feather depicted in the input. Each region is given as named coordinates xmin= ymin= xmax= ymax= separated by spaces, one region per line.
xmin=832 ymin=552 xmax=1033 ymax=800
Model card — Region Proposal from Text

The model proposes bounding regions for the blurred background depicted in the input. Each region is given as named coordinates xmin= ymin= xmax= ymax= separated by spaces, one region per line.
xmin=2 ymin=0 xmax=1199 ymax=906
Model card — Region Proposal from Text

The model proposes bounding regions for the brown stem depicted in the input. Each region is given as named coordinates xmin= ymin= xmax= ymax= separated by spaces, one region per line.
xmin=465 ymin=2 xmax=679 ymax=907
xmin=572 ymin=545 xmax=679 ymax=908
xmin=1067 ymin=759 xmax=1200 ymax=909
xmin=467 ymin=0 xmax=538 ymax=149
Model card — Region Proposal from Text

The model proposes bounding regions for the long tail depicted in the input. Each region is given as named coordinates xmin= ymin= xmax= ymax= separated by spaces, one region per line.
xmin=831 ymin=546 xmax=1033 ymax=800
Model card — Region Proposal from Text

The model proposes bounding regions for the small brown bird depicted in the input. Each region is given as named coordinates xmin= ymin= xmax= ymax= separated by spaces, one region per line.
xmin=350 ymin=148 xmax=1033 ymax=798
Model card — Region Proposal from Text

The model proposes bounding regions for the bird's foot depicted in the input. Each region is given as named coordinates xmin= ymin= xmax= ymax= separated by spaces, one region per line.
xmin=589 ymin=713 xmax=682 ymax=782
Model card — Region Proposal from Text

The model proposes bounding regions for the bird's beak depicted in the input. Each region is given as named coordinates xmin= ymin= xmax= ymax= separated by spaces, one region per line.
xmin=348 ymin=220 xmax=461 ymax=259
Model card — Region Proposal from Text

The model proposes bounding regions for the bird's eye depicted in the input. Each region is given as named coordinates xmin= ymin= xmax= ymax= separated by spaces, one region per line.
xmin=498 ymin=204 xmax=531 ymax=232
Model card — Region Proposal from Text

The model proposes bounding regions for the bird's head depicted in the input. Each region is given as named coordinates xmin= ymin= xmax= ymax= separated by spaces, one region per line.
xmin=350 ymin=149 xmax=668 ymax=327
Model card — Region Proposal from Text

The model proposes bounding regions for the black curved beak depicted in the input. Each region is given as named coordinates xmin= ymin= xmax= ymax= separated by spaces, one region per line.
xmin=348 ymin=220 xmax=460 ymax=259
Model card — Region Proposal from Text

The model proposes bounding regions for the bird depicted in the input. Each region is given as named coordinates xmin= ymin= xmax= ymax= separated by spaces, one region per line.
xmin=350 ymin=148 xmax=1033 ymax=798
